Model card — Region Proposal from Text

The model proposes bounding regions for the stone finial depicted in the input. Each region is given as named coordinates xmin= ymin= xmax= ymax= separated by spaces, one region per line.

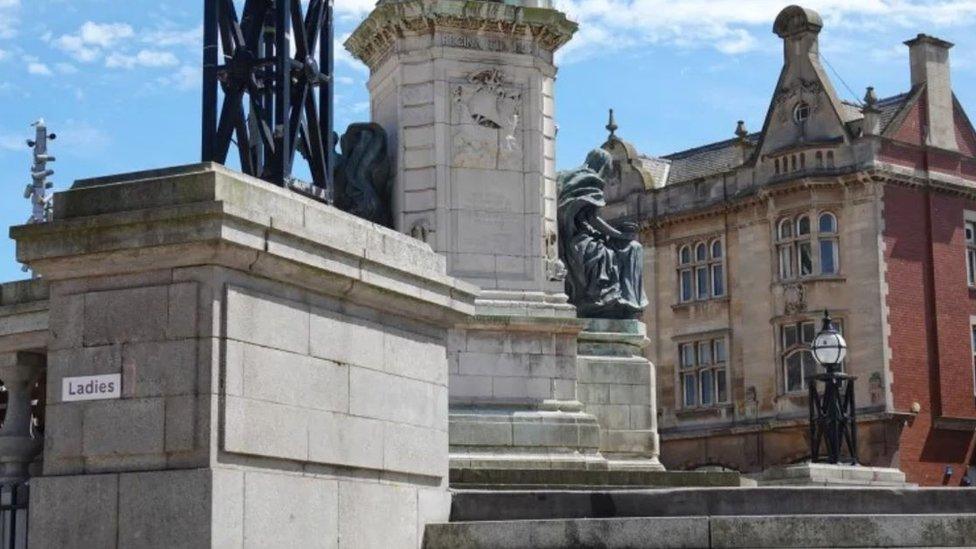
xmin=773 ymin=5 xmax=824 ymax=39
xmin=863 ymin=86 xmax=878 ymax=109
xmin=735 ymin=120 xmax=749 ymax=141
xmin=606 ymin=108 xmax=618 ymax=141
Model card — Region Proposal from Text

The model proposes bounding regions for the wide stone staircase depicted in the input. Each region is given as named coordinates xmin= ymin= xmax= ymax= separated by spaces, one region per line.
xmin=423 ymin=487 xmax=976 ymax=548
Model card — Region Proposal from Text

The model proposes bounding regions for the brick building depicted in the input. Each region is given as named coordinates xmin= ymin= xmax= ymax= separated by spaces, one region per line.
xmin=599 ymin=5 xmax=976 ymax=485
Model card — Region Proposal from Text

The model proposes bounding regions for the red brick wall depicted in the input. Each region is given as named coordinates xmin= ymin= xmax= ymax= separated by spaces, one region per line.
xmin=883 ymin=184 xmax=976 ymax=485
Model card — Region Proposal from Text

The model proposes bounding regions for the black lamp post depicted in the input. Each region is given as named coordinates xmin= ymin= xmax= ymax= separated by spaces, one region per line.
xmin=808 ymin=310 xmax=858 ymax=464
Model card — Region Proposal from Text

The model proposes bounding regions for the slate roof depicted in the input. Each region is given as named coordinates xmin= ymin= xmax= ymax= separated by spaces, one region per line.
xmin=657 ymin=133 xmax=761 ymax=185
xmin=841 ymin=91 xmax=913 ymax=134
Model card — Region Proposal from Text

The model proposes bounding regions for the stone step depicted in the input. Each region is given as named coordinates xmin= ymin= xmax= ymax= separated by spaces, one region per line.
xmin=450 ymin=487 xmax=976 ymax=521
xmin=423 ymin=513 xmax=976 ymax=548
xmin=450 ymin=468 xmax=740 ymax=490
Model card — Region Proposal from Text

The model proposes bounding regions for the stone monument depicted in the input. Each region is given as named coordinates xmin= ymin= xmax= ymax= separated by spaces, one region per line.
xmin=346 ymin=0 xmax=608 ymax=470
xmin=558 ymin=149 xmax=662 ymax=470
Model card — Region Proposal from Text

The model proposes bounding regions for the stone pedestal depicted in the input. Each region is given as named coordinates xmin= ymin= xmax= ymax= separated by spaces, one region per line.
xmin=0 ymin=352 xmax=44 ymax=481
xmin=12 ymin=164 xmax=477 ymax=549
xmin=578 ymin=320 xmax=663 ymax=471
xmin=757 ymin=462 xmax=911 ymax=487
xmin=348 ymin=1 xmax=604 ymax=471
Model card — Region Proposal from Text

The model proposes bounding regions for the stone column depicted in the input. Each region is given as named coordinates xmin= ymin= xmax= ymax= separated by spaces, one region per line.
xmin=578 ymin=320 xmax=663 ymax=471
xmin=348 ymin=0 xmax=606 ymax=470
xmin=0 ymin=352 xmax=44 ymax=481
xmin=13 ymin=164 xmax=476 ymax=549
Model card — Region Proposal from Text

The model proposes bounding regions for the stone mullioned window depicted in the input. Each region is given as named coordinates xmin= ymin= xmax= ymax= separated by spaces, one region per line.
xmin=776 ymin=212 xmax=839 ymax=281
xmin=965 ymin=220 xmax=976 ymax=286
xmin=677 ymin=239 xmax=725 ymax=303
xmin=678 ymin=337 xmax=729 ymax=408
xmin=780 ymin=317 xmax=844 ymax=394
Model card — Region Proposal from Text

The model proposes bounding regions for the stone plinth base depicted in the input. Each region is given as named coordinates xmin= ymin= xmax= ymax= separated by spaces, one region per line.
xmin=448 ymin=312 xmax=610 ymax=471
xmin=14 ymin=164 xmax=478 ymax=549
xmin=756 ymin=462 xmax=911 ymax=486
xmin=578 ymin=319 xmax=663 ymax=471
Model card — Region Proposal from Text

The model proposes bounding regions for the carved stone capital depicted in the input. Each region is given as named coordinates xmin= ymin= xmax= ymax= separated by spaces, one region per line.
xmin=345 ymin=0 xmax=578 ymax=70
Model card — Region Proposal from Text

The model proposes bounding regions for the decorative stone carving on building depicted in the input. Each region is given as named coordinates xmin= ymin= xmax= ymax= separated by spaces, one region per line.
xmin=544 ymin=228 xmax=567 ymax=282
xmin=410 ymin=218 xmax=432 ymax=244
xmin=452 ymin=69 xmax=523 ymax=170
xmin=333 ymin=123 xmax=393 ymax=227
xmin=775 ymin=78 xmax=823 ymax=123
xmin=783 ymin=282 xmax=807 ymax=315
xmin=557 ymin=148 xmax=648 ymax=319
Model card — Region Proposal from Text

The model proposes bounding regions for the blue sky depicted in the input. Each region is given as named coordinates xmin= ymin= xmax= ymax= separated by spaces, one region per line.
xmin=1 ymin=0 xmax=976 ymax=281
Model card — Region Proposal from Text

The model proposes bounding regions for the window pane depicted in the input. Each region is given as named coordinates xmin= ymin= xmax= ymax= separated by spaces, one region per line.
xmin=819 ymin=213 xmax=836 ymax=233
xmin=969 ymin=250 xmax=975 ymax=286
xmin=779 ymin=246 xmax=794 ymax=279
xmin=680 ymin=246 xmax=691 ymax=264
xmin=820 ymin=239 xmax=836 ymax=274
xmin=968 ymin=222 xmax=975 ymax=244
xmin=714 ymin=340 xmax=727 ymax=363
xmin=712 ymin=265 xmax=725 ymax=296
xmin=717 ymin=369 xmax=728 ymax=403
xmin=699 ymin=341 xmax=712 ymax=365
xmin=799 ymin=242 xmax=813 ymax=275
xmin=797 ymin=216 xmax=811 ymax=235
xmin=680 ymin=344 xmax=695 ymax=368
xmin=802 ymin=352 xmax=818 ymax=386
xmin=696 ymin=267 xmax=708 ymax=299
xmin=711 ymin=240 xmax=723 ymax=259
xmin=786 ymin=353 xmax=803 ymax=392
xmin=779 ymin=220 xmax=793 ymax=239
xmin=684 ymin=374 xmax=697 ymax=407
xmin=701 ymin=370 xmax=714 ymax=405
xmin=681 ymin=270 xmax=693 ymax=301
xmin=783 ymin=325 xmax=798 ymax=348
xmin=696 ymin=243 xmax=707 ymax=262
xmin=801 ymin=322 xmax=816 ymax=343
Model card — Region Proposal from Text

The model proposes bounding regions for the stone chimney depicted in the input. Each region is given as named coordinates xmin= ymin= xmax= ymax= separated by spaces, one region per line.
xmin=905 ymin=34 xmax=957 ymax=151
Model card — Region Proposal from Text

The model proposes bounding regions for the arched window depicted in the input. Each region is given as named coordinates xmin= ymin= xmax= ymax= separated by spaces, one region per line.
xmin=774 ymin=158 xmax=780 ymax=175
xmin=775 ymin=212 xmax=841 ymax=280
xmin=710 ymin=240 xmax=725 ymax=297
xmin=781 ymin=318 xmax=844 ymax=393
xmin=826 ymin=150 xmax=835 ymax=168
xmin=800 ymin=153 xmax=806 ymax=170
xmin=677 ymin=239 xmax=725 ymax=303
xmin=793 ymin=101 xmax=810 ymax=124
xmin=815 ymin=151 xmax=824 ymax=168
xmin=678 ymin=246 xmax=693 ymax=302
xmin=819 ymin=212 xmax=839 ymax=274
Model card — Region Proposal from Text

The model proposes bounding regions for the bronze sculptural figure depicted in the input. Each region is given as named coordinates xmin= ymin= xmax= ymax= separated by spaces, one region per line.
xmin=557 ymin=148 xmax=648 ymax=319
xmin=333 ymin=122 xmax=392 ymax=227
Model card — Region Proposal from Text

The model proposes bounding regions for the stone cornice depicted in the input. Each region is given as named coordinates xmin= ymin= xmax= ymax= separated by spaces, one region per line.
xmin=345 ymin=0 xmax=578 ymax=69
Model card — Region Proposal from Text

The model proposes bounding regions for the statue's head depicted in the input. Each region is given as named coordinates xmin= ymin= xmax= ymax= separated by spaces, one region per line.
xmin=584 ymin=148 xmax=613 ymax=179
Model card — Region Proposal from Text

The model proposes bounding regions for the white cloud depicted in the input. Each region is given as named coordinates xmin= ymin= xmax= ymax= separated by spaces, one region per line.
xmin=553 ymin=0 xmax=976 ymax=62
xmin=0 ymin=132 xmax=25 ymax=152
xmin=54 ymin=22 xmax=135 ymax=63
xmin=0 ymin=49 xmax=7 ymax=62
xmin=334 ymin=35 xmax=368 ymax=74
xmin=0 ymin=0 xmax=17 ymax=39
xmin=143 ymin=26 xmax=202 ymax=49
xmin=156 ymin=65 xmax=200 ymax=91
xmin=26 ymin=62 xmax=52 ymax=76
xmin=55 ymin=62 xmax=78 ymax=74
xmin=105 ymin=50 xmax=179 ymax=69
xmin=336 ymin=75 xmax=355 ymax=85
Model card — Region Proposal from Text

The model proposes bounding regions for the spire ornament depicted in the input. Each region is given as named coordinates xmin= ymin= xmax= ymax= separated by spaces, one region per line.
xmin=606 ymin=108 xmax=618 ymax=141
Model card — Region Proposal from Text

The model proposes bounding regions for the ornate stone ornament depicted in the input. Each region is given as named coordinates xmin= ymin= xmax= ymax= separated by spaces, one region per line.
xmin=451 ymin=69 xmax=523 ymax=170
xmin=783 ymin=282 xmax=807 ymax=315
xmin=775 ymin=78 xmax=823 ymax=123
xmin=544 ymin=228 xmax=567 ymax=282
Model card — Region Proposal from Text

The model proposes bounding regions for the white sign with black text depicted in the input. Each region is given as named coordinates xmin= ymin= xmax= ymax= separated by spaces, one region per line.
xmin=62 ymin=374 xmax=122 ymax=402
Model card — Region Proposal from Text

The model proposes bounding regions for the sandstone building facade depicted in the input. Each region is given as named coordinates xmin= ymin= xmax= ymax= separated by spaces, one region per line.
xmin=601 ymin=6 xmax=976 ymax=486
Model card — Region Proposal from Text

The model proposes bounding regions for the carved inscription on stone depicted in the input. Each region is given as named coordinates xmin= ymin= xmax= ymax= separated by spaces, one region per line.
xmin=452 ymin=69 xmax=523 ymax=171
xmin=440 ymin=34 xmax=533 ymax=55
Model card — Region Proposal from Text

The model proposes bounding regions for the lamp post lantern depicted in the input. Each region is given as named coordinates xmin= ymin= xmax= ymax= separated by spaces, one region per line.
xmin=808 ymin=310 xmax=858 ymax=464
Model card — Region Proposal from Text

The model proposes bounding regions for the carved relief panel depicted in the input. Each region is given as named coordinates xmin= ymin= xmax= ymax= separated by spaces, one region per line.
xmin=451 ymin=69 xmax=524 ymax=171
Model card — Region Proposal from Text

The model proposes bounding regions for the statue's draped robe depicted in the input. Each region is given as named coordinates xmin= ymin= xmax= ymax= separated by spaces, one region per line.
xmin=557 ymin=167 xmax=648 ymax=319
